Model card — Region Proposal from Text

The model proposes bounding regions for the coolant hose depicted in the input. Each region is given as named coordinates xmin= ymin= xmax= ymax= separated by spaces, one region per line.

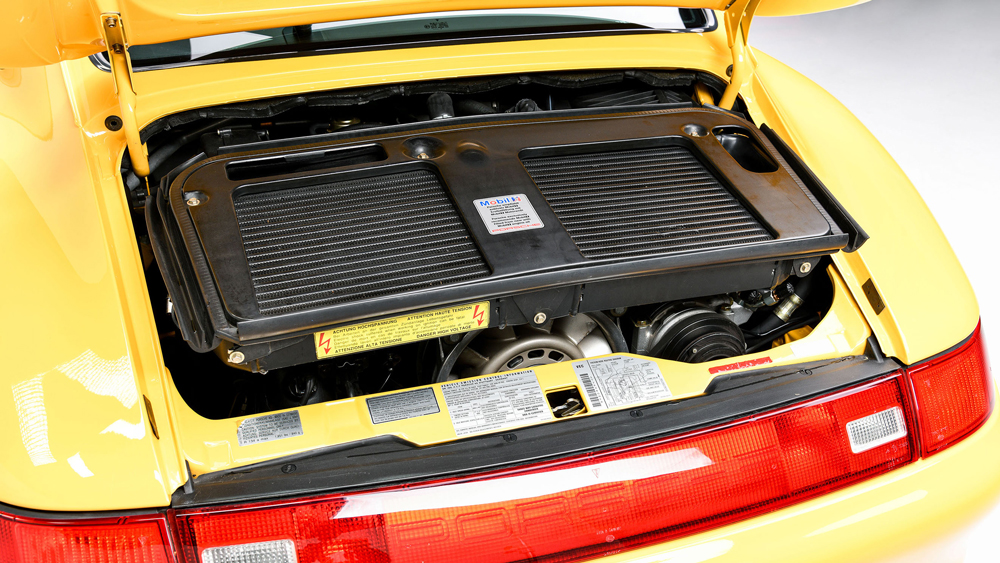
xmin=455 ymin=99 xmax=497 ymax=115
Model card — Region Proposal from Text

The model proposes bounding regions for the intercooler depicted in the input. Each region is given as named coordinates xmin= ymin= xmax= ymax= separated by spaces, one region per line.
xmin=149 ymin=108 xmax=864 ymax=371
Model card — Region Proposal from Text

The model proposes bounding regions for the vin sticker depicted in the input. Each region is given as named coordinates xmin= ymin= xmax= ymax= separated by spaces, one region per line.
xmin=441 ymin=370 xmax=551 ymax=437
xmin=572 ymin=356 xmax=671 ymax=411
xmin=367 ymin=387 xmax=440 ymax=425
xmin=473 ymin=194 xmax=544 ymax=235
xmin=237 ymin=411 xmax=303 ymax=446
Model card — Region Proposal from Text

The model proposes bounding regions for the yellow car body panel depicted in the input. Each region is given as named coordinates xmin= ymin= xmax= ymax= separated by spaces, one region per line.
xmin=743 ymin=49 xmax=980 ymax=364
xmin=0 ymin=64 xmax=184 ymax=511
xmin=0 ymin=0 xmax=870 ymax=67
xmin=0 ymin=7 xmax=991 ymax=562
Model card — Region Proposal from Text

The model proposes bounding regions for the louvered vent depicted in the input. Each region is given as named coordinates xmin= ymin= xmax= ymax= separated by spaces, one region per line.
xmin=234 ymin=170 xmax=489 ymax=316
xmin=522 ymin=146 xmax=773 ymax=259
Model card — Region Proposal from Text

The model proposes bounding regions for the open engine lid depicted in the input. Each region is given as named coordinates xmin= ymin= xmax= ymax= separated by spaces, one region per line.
xmin=1 ymin=0 xmax=869 ymax=68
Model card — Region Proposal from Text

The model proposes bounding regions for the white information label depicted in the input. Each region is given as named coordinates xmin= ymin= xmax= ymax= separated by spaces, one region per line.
xmin=367 ymin=387 xmax=440 ymax=424
xmin=473 ymin=194 xmax=544 ymax=235
xmin=572 ymin=355 xmax=672 ymax=411
xmin=237 ymin=411 xmax=304 ymax=446
xmin=441 ymin=370 xmax=552 ymax=436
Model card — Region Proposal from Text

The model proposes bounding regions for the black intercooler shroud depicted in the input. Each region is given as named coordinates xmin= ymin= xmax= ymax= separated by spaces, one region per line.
xmin=233 ymin=169 xmax=489 ymax=316
xmin=149 ymin=108 xmax=863 ymax=368
xmin=521 ymin=145 xmax=773 ymax=259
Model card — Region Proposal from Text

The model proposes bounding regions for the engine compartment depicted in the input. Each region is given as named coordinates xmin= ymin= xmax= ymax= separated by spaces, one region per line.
xmin=132 ymin=70 xmax=864 ymax=420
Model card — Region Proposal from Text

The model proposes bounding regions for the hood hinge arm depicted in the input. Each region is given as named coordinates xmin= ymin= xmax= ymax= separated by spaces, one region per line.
xmin=100 ymin=13 xmax=150 ymax=177
xmin=719 ymin=0 xmax=761 ymax=110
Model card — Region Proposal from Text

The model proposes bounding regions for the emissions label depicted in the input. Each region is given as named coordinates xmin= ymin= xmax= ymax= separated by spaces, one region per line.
xmin=367 ymin=387 xmax=440 ymax=424
xmin=315 ymin=302 xmax=489 ymax=359
xmin=237 ymin=411 xmax=304 ymax=446
xmin=441 ymin=370 xmax=551 ymax=436
xmin=572 ymin=356 xmax=672 ymax=411
xmin=473 ymin=194 xmax=544 ymax=235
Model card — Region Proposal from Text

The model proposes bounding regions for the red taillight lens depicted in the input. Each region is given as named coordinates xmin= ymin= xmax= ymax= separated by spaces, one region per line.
xmin=0 ymin=512 xmax=171 ymax=563
xmin=7 ymin=327 xmax=993 ymax=563
xmin=174 ymin=376 xmax=913 ymax=563
xmin=907 ymin=323 xmax=994 ymax=456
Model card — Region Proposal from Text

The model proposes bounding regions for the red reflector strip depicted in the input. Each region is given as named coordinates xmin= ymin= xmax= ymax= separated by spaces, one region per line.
xmin=708 ymin=356 xmax=773 ymax=374
xmin=907 ymin=323 xmax=994 ymax=456
xmin=0 ymin=512 xmax=171 ymax=563
xmin=175 ymin=376 xmax=914 ymax=563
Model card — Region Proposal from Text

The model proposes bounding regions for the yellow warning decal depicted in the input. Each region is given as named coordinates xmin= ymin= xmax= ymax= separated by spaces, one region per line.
xmin=315 ymin=302 xmax=490 ymax=359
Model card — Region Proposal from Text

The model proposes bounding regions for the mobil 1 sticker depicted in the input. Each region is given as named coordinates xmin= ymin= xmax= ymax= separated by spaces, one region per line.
xmin=441 ymin=370 xmax=552 ymax=436
xmin=473 ymin=194 xmax=544 ymax=235
xmin=572 ymin=355 xmax=672 ymax=411
xmin=237 ymin=411 xmax=304 ymax=446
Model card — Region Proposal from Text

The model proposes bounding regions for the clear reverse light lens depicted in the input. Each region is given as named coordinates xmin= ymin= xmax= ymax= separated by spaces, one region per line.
xmin=201 ymin=539 xmax=297 ymax=563
xmin=846 ymin=406 xmax=907 ymax=453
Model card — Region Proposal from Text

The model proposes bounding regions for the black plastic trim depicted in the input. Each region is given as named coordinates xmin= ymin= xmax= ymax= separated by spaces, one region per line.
xmin=760 ymin=124 xmax=869 ymax=252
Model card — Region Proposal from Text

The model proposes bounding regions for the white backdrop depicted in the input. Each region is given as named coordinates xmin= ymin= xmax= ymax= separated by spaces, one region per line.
xmin=752 ymin=0 xmax=1000 ymax=559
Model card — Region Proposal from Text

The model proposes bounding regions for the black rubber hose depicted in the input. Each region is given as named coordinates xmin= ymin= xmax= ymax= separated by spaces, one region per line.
xmin=125 ymin=118 xmax=232 ymax=191
xmin=589 ymin=311 xmax=629 ymax=353
xmin=455 ymin=99 xmax=497 ymax=115
xmin=506 ymin=98 xmax=541 ymax=113
xmin=744 ymin=312 xmax=822 ymax=354
xmin=427 ymin=92 xmax=454 ymax=119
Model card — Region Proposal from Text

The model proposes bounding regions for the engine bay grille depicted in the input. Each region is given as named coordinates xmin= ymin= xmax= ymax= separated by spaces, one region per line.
xmin=522 ymin=146 xmax=774 ymax=259
xmin=234 ymin=169 xmax=490 ymax=316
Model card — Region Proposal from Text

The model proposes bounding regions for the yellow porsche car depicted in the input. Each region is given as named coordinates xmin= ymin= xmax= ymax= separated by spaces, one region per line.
xmin=2 ymin=1 xmax=996 ymax=562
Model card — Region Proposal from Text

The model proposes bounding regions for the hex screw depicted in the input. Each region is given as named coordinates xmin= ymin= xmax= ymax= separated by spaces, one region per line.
xmin=799 ymin=262 xmax=812 ymax=274
xmin=186 ymin=197 xmax=201 ymax=207
xmin=228 ymin=350 xmax=245 ymax=364
xmin=105 ymin=17 xmax=116 ymax=28
xmin=533 ymin=312 xmax=547 ymax=324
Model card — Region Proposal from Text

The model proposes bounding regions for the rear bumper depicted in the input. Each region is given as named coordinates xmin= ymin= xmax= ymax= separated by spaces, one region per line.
xmin=608 ymin=384 xmax=1000 ymax=563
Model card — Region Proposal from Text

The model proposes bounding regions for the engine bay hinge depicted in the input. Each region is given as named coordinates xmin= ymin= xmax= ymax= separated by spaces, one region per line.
xmin=721 ymin=0 xmax=762 ymax=110
xmin=100 ymin=13 xmax=150 ymax=177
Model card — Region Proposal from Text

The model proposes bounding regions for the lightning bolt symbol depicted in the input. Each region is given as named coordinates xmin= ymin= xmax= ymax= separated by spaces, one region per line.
xmin=473 ymin=305 xmax=485 ymax=326
xmin=318 ymin=332 xmax=332 ymax=354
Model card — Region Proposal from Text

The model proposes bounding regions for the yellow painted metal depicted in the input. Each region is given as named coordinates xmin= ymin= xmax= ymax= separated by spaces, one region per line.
xmin=99 ymin=13 xmax=149 ymax=177
xmin=0 ymin=0 xmax=103 ymax=67
xmin=1 ymin=0 xmax=870 ymax=68
xmin=175 ymin=266 xmax=869 ymax=474
xmin=692 ymin=82 xmax=716 ymax=105
xmin=600 ymin=393 xmax=1000 ymax=563
xmin=756 ymin=0 xmax=871 ymax=17
xmin=127 ymin=32 xmax=733 ymax=131
xmin=0 ymin=62 xmax=184 ymax=511
xmin=742 ymin=49 xmax=980 ymax=364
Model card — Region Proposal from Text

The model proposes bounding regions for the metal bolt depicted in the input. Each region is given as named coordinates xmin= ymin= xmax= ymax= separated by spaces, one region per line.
xmin=112 ymin=44 xmax=124 ymax=54
xmin=105 ymin=17 xmax=116 ymax=28
xmin=533 ymin=312 xmax=547 ymax=324
xmin=228 ymin=350 xmax=245 ymax=364
xmin=186 ymin=197 xmax=201 ymax=207
xmin=416 ymin=152 xmax=430 ymax=160
xmin=799 ymin=262 xmax=812 ymax=274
